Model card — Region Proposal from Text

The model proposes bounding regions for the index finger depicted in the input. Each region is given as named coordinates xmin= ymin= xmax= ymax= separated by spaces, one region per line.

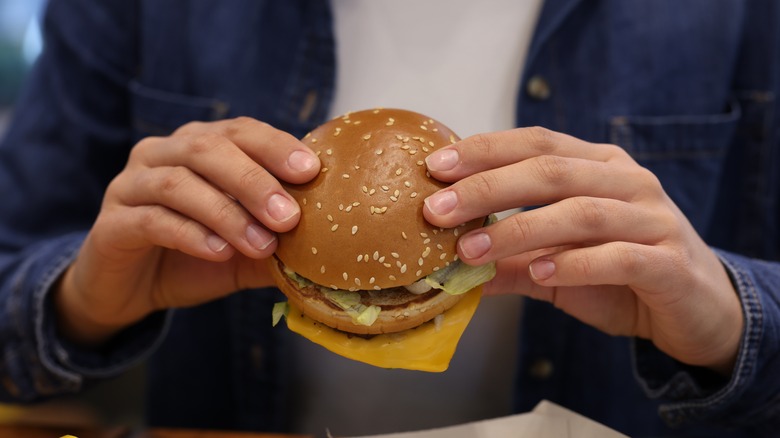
xmin=425 ymin=126 xmax=630 ymax=182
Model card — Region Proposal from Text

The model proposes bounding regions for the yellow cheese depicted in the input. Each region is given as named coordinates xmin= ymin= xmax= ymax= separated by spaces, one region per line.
xmin=286 ymin=287 xmax=481 ymax=372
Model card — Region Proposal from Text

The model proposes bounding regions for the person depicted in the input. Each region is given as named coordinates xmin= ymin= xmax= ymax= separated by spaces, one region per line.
xmin=0 ymin=0 xmax=778 ymax=436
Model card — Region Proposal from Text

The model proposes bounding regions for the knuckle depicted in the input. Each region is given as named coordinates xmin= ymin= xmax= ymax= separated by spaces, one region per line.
xmin=468 ymin=133 xmax=499 ymax=157
xmin=173 ymin=120 xmax=207 ymax=136
xmin=468 ymin=171 xmax=503 ymax=201
xmin=507 ymin=213 xmax=535 ymax=243
xmin=613 ymin=244 xmax=644 ymax=276
xmin=187 ymin=132 xmax=227 ymax=155
xmin=525 ymin=126 xmax=556 ymax=154
xmin=237 ymin=164 xmax=271 ymax=192
xmin=222 ymin=116 xmax=258 ymax=137
xmin=569 ymin=197 xmax=608 ymax=230
xmin=212 ymin=198 xmax=239 ymax=224
xmin=156 ymin=166 xmax=191 ymax=196
xmin=571 ymin=251 xmax=596 ymax=278
xmin=532 ymin=154 xmax=571 ymax=186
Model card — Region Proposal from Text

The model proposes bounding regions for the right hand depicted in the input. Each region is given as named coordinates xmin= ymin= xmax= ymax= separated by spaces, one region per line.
xmin=55 ymin=117 xmax=320 ymax=345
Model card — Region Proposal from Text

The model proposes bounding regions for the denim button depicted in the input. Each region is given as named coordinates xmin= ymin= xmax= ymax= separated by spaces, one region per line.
xmin=526 ymin=75 xmax=551 ymax=101
xmin=529 ymin=358 xmax=554 ymax=379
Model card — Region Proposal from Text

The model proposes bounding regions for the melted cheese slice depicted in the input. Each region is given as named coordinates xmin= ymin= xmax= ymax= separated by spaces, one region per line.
xmin=286 ymin=287 xmax=481 ymax=372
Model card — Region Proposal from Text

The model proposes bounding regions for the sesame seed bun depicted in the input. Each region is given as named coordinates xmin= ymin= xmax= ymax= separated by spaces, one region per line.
xmin=272 ymin=108 xmax=483 ymax=334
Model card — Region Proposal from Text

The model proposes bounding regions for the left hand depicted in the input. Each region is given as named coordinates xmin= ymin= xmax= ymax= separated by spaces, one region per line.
xmin=422 ymin=126 xmax=743 ymax=374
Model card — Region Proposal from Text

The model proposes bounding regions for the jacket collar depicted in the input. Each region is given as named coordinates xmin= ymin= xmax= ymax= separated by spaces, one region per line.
xmin=525 ymin=0 xmax=583 ymax=69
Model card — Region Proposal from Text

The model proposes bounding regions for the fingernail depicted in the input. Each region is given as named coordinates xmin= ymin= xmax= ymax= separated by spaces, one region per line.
xmin=425 ymin=148 xmax=459 ymax=172
xmin=246 ymin=224 xmax=276 ymax=250
xmin=267 ymin=193 xmax=299 ymax=222
xmin=424 ymin=190 xmax=458 ymax=216
xmin=288 ymin=150 xmax=318 ymax=172
xmin=207 ymin=234 xmax=229 ymax=253
xmin=459 ymin=232 xmax=491 ymax=259
xmin=529 ymin=259 xmax=556 ymax=280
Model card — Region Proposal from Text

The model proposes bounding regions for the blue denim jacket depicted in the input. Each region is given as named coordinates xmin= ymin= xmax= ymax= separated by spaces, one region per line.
xmin=1 ymin=0 xmax=779 ymax=436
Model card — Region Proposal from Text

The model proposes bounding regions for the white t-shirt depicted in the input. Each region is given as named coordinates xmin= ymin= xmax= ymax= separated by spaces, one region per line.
xmin=289 ymin=1 xmax=543 ymax=436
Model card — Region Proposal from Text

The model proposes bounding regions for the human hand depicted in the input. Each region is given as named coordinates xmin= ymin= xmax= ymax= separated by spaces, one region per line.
xmin=422 ymin=127 xmax=743 ymax=374
xmin=55 ymin=117 xmax=320 ymax=345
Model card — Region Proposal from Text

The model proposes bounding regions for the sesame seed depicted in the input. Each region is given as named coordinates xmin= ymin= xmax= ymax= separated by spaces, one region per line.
xmin=384 ymin=263 xmax=392 ymax=268
xmin=369 ymin=277 xmax=375 ymax=284
xmin=389 ymin=275 xmax=397 ymax=281
xmin=409 ymin=150 xmax=418 ymax=155
xmin=422 ymin=247 xmax=431 ymax=257
xmin=454 ymin=255 xmax=459 ymax=261
xmin=363 ymin=134 xmax=371 ymax=140
xmin=401 ymin=145 xmax=411 ymax=150
xmin=422 ymin=146 xmax=430 ymax=153
xmin=402 ymin=232 xmax=408 ymax=239
xmin=312 ymin=138 xmax=318 ymax=143
xmin=416 ymin=270 xmax=422 ymax=277
xmin=326 ymin=149 xmax=333 ymax=155
xmin=391 ymin=252 xmax=400 ymax=258
xmin=354 ymin=165 xmax=360 ymax=170
xmin=374 ymin=286 xmax=381 ymax=290
xmin=394 ymin=189 xmax=400 ymax=197
xmin=433 ymin=267 xmax=440 ymax=271
xmin=364 ymin=253 xmax=369 ymax=262
xmin=330 ymin=285 xmax=338 ymax=290
xmin=355 ymin=278 xmax=361 ymax=286
xmin=390 ymin=196 xmax=398 ymax=202
xmin=437 ymin=244 xmax=444 ymax=250
xmin=357 ymin=254 xmax=363 ymax=262
xmin=316 ymin=202 xmax=322 ymax=209
xmin=316 ymin=150 xmax=321 ymax=156
xmin=395 ymin=169 xmax=402 ymax=176
xmin=376 ymin=149 xmax=383 ymax=155
xmin=331 ymin=224 xmax=339 ymax=231
xmin=403 ymin=137 xmax=410 ymax=143
xmin=404 ymin=181 xmax=411 ymax=187
xmin=311 ymin=247 xmax=318 ymax=254
xmin=327 ymin=214 xmax=333 ymax=222
xmin=420 ymin=233 xmax=428 ymax=238
xmin=424 ymin=238 xmax=431 ymax=244
xmin=400 ymin=264 xmax=408 ymax=273
xmin=381 ymin=185 xmax=389 ymax=191
xmin=379 ymin=256 xmax=386 ymax=263
xmin=428 ymin=141 xmax=435 ymax=147
xmin=321 ymin=265 xmax=326 ymax=273
xmin=410 ymin=192 xmax=418 ymax=198
xmin=342 ymin=173 xmax=350 ymax=179
xmin=370 ymin=206 xmax=376 ymax=214
xmin=321 ymin=167 xmax=329 ymax=173
xmin=450 ymin=134 xmax=457 ymax=144
xmin=345 ymin=205 xmax=353 ymax=212
xmin=440 ymin=253 xmax=447 ymax=260
xmin=420 ymin=125 xmax=428 ymax=131
xmin=396 ymin=135 xmax=403 ymax=140
xmin=352 ymin=225 xmax=358 ymax=235
xmin=338 ymin=204 xmax=344 ymax=211
xmin=353 ymin=202 xmax=360 ymax=207
xmin=343 ymin=272 xmax=348 ymax=281
xmin=418 ymin=258 xmax=424 ymax=266
xmin=373 ymin=251 xmax=379 ymax=260
xmin=334 ymin=127 xmax=341 ymax=136
xmin=354 ymin=121 xmax=362 ymax=125
xmin=362 ymin=186 xmax=368 ymax=193
xmin=380 ymin=206 xmax=388 ymax=213
xmin=396 ymin=261 xmax=402 ymax=268
xmin=369 ymin=189 xmax=376 ymax=195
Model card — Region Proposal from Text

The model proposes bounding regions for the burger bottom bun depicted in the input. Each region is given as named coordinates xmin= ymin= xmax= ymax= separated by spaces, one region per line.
xmin=269 ymin=256 xmax=464 ymax=335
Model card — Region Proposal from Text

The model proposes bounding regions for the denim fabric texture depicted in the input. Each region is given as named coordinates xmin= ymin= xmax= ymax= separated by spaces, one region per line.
xmin=0 ymin=0 xmax=779 ymax=436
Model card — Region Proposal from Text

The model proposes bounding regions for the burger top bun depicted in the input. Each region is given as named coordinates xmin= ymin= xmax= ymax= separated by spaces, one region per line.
xmin=276 ymin=108 xmax=483 ymax=291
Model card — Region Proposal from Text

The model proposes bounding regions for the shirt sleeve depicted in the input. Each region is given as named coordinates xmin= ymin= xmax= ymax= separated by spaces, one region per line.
xmin=632 ymin=248 xmax=780 ymax=434
xmin=0 ymin=0 xmax=168 ymax=402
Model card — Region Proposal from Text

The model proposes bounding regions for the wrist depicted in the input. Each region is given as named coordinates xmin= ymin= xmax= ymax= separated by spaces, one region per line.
xmin=53 ymin=265 xmax=132 ymax=347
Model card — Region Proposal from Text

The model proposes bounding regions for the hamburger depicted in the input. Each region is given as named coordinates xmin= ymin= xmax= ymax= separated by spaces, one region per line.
xmin=270 ymin=108 xmax=495 ymax=371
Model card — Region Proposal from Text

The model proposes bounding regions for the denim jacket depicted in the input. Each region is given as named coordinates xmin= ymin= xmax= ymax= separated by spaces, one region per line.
xmin=1 ymin=0 xmax=778 ymax=436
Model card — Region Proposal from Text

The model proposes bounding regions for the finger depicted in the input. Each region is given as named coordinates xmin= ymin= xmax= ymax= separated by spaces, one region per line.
xmin=107 ymin=204 xmax=242 ymax=261
xmin=454 ymin=196 xmax=674 ymax=264
xmin=527 ymin=241 xmax=669 ymax=292
xmin=423 ymin=155 xmax=661 ymax=228
xmin=132 ymin=133 xmax=303 ymax=232
xmin=174 ymin=117 xmax=321 ymax=183
xmin=118 ymin=165 xmax=278 ymax=257
xmin=425 ymin=126 xmax=631 ymax=181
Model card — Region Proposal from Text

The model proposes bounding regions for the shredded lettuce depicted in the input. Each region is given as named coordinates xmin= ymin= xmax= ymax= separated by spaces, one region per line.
xmin=322 ymin=289 xmax=381 ymax=326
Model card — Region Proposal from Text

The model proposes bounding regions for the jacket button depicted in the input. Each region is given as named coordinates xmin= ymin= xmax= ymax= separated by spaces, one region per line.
xmin=526 ymin=75 xmax=551 ymax=101
xmin=529 ymin=358 xmax=554 ymax=379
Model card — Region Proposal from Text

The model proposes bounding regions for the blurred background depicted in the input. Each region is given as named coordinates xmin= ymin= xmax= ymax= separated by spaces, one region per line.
xmin=0 ymin=0 xmax=145 ymax=430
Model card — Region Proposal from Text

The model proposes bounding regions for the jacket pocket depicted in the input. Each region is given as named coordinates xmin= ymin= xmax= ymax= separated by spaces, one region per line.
xmin=608 ymin=100 xmax=741 ymax=234
xmin=129 ymin=80 xmax=230 ymax=142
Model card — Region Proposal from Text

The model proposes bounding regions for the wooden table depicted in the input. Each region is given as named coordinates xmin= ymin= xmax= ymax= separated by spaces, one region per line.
xmin=0 ymin=425 xmax=311 ymax=438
